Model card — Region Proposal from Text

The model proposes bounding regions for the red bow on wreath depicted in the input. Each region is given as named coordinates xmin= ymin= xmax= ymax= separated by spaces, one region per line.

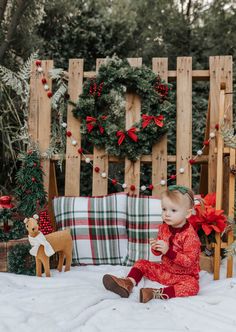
xmin=142 ymin=114 xmax=164 ymax=129
xmin=116 ymin=127 xmax=138 ymax=145
xmin=86 ymin=116 xmax=106 ymax=134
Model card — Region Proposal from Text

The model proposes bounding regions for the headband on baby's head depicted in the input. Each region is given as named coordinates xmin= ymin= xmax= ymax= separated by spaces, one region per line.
xmin=168 ymin=185 xmax=194 ymax=205
xmin=168 ymin=185 xmax=190 ymax=195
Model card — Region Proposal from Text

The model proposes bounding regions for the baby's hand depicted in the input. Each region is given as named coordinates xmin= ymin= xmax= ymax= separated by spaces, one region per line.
xmin=149 ymin=238 xmax=159 ymax=251
xmin=155 ymin=240 xmax=169 ymax=254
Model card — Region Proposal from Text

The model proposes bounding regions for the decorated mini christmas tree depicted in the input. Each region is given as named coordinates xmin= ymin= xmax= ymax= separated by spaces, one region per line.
xmin=38 ymin=209 xmax=53 ymax=235
xmin=14 ymin=150 xmax=47 ymax=217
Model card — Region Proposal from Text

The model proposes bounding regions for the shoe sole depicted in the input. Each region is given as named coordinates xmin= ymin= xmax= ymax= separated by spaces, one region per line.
xmin=139 ymin=288 xmax=144 ymax=303
xmin=103 ymin=274 xmax=129 ymax=298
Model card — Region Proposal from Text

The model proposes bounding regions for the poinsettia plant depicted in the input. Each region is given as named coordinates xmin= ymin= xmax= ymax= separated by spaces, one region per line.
xmin=188 ymin=193 xmax=228 ymax=249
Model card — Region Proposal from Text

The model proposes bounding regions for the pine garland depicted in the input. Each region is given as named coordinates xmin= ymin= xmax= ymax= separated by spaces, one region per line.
xmin=72 ymin=57 xmax=173 ymax=161
xmin=8 ymin=243 xmax=35 ymax=276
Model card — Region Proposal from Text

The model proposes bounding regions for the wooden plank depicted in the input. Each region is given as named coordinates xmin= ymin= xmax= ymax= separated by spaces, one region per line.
xmin=124 ymin=58 xmax=142 ymax=195
xmin=214 ymin=87 xmax=225 ymax=280
xmin=199 ymin=97 xmax=210 ymax=195
xmin=29 ymin=60 xmax=53 ymax=196
xmin=84 ymin=69 xmax=210 ymax=81
xmin=152 ymin=58 xmax=168 ymax=195
xmin=65 ymin=59 xmax=84 ymax=195
xmin=226 ymin=147 xmax=235 ymax=277
xmin=48 ymin=161 xmax=58 ymax=230
xmin=92 ymin=59 xmax=109 ymax=196
xmin=209 ymin=56 xmax=233 ymax=192
xmin=176 ymin=57 xmax=192 ymax=187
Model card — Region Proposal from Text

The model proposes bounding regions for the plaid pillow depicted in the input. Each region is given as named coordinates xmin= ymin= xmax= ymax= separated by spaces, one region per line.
xmin=124 ymin=195 xmax=162 ymax=266
xmin=52 ymin=193 xmax=128 ymax=265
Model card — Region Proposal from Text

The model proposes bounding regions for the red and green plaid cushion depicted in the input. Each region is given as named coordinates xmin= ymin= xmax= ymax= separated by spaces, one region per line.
xmin=124 ymin=195 xmax=162 ymax=266
xmin=52 ymin=193 xmax=128 ymax=265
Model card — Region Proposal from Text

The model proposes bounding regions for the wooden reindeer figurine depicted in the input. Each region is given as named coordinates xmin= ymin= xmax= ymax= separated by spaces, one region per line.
xmin=24 ymin=216 xmax=73 ymax=277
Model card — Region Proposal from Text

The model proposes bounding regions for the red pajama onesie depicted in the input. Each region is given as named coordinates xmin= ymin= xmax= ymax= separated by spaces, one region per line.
xmin=128 ymin=222 xmax=201 ymax=298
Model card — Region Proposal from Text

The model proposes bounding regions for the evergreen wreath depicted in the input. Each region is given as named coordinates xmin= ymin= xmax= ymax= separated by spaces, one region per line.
xmin=72 ymin=57 xmax=173 ymax=161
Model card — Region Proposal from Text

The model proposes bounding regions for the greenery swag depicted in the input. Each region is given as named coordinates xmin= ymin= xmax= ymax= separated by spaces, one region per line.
xmin=72 ymin=57 xmax=173 ymax=161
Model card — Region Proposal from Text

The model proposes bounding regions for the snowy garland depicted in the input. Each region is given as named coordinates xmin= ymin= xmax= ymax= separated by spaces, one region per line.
xmin=71 ymin=57 xmax=173 ymax=161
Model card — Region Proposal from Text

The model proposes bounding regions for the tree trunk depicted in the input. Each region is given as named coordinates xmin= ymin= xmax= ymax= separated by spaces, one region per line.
xmin=0 ymin=0 xmax=31 ymax=63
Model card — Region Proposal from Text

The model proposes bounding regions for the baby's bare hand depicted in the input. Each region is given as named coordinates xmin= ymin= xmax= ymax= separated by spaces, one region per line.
xmin=149 ymin=238 xmax=159 ymax=250
xmin=155 ymin=240 xmax=169 ymax=254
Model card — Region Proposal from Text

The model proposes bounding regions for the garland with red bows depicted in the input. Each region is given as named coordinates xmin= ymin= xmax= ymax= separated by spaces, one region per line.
xmin=72 ymin=57 xmax=173 ymax=161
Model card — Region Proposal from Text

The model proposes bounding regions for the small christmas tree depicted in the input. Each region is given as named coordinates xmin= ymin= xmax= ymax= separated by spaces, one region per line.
xmin=14 ymin=150 xmax=47 ymax=217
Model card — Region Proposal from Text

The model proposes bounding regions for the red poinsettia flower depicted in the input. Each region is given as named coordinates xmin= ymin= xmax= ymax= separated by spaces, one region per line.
xmin=188 ymin=204 xmax=227 ymax=236
xmin=203 ymin=192 xmax=216 ymax=207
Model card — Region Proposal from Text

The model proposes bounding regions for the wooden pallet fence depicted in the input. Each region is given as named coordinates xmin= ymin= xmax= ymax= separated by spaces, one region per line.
xmin=28 ymin=56 xmax=234 ymax=280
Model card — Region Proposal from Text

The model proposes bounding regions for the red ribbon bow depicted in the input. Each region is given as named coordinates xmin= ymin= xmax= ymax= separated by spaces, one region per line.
xmin=142 ymin=114 xmax=164 ymax=128
xmin=86 ymin=116 xmax=105 ymax=134
xmin=116 ymin=127 xmax=138 ymax=145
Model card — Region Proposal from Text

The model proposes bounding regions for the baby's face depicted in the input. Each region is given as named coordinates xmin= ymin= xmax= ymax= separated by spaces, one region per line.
xmin=161 ymin=196 xmax=192 ymax=228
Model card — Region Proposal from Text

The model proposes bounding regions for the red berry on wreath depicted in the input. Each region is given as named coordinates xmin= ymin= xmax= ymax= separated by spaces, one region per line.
xmin=35 ymin=60 xmax=41 ymax=66
xmin=47 ymin=91 xmax=53 ymax=98
xmin=111 ymin=179 xmax=117 ymax=185
xmin=66 ymin=131 xmax=72 ymax=137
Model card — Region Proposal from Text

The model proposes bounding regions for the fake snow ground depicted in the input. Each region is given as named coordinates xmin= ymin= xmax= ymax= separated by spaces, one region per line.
xmin=0 ymin=259 xmax=236 ymax=332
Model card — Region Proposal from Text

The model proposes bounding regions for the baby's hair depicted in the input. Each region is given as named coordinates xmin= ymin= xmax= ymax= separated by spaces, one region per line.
xmin=161 ymin=186 xmax=195 ymax=209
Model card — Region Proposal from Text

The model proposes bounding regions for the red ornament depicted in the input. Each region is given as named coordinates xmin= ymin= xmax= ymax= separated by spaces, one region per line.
xmin=94 ymin=166 xmax=100 ymax=173
xmin=35 ymin=60 xmax=41 ymax=66
xmin=148 ymin=184 xmax=154 ymax=191
xmin=203 ymin=140 xmax=210 ymax=146
xmin=47 ymin=91 xmax=53 ymax=98
xmin=111 ymin=179 xmax=117 ymax=185
xmin=41 ymin=78 xmax=47 ymax=84
xmin=32 ymin=177 xmax=36 ymax=182
xmin=215 ymin=123 xmax=219 ymax=130
xmin=130 ymin=185 xmax=136 ymax=191
xmin=189 ymin=159 xmax=196 ymax=165
xmin=66 ymin=131 xmax=72 ymax=137
xmin=78 ymin=147 xmax=83 ymax=154
xmin=170 ymin=175 xmax=176 ymax=180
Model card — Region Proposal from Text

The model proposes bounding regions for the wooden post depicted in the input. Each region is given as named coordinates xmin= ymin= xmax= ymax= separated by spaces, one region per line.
xmin=124 ymin=58 xmax=142 ymax=195
xmin=226 ymin=147 xmax=235 ymax=278
xmin=214 ymin=86 xmax=225 ymax=280
xmin=176 ymin=57 xmax=192 ymax=187
xmin=209 ymin=56 xmax=233 ymax=192
xmin=65 ymin=59 xmax=84 ymax=196
xmin=152 ymin=58 xmax=168 ymax=196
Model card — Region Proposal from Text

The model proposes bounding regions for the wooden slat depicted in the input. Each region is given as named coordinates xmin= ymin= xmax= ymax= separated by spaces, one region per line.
xmin=29 ymin=60 xmax=53 ymax=196
xmin=152 ymin=58 xmax=168 ymax=196
xmin=65 ymin=59 xmax=84 ymax=195
xmin=124 ymin=58 xmax=142 ymax=195
xmin=84 ymin=69 xmax=210 ymax=81
xmin=214 ymin=87 xmax=225 ymax=280
xmin=92 ymin=59 xmax=109 ymax=196
xmin=48 ymin=161 xmax=58 ymax=230
xmin=176 ymin=57 xmax=192 ymax=187
xmin=209 ymin=56 xmax=233 ymax=192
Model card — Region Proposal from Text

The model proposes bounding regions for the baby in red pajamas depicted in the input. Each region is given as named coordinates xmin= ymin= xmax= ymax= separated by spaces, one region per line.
xmin=103 ymin=185 xmax=201 ymax=302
